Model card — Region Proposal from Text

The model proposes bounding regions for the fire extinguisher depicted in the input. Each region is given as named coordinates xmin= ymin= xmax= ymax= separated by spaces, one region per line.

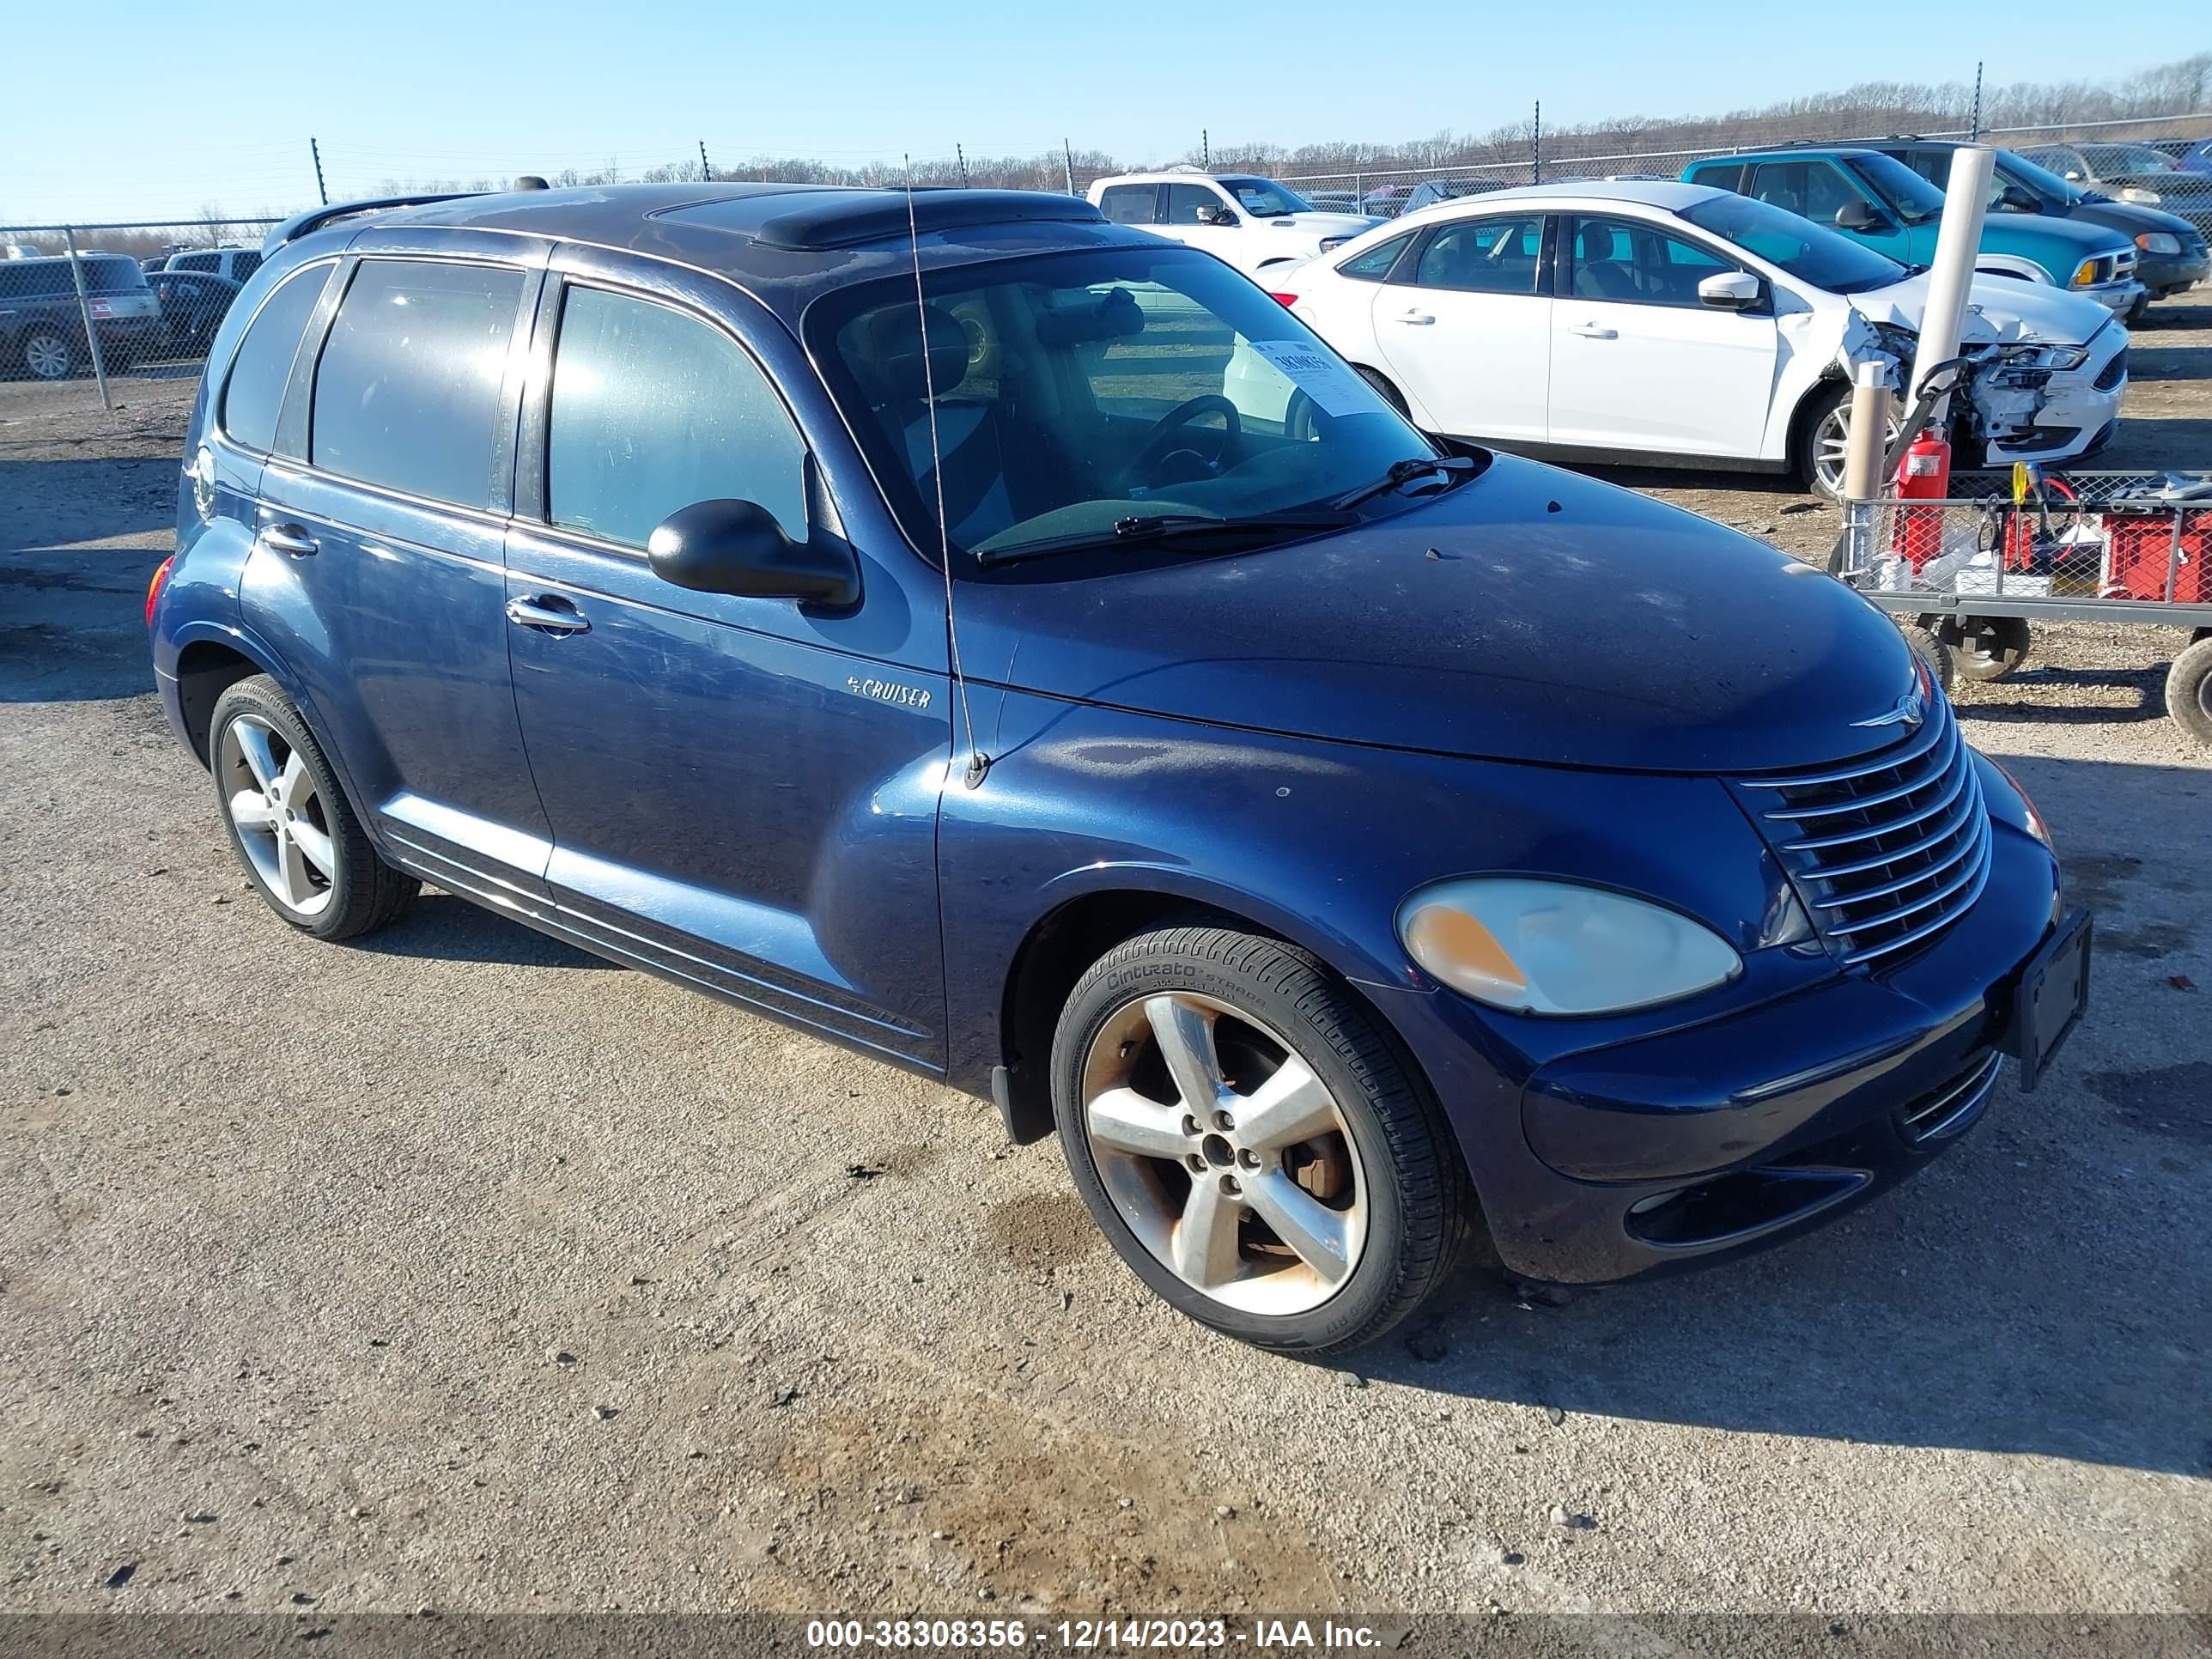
xmin=1890 ymin=432 xmax=1952 ymax=574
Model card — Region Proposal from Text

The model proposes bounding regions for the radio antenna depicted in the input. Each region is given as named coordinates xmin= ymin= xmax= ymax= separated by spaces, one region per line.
xmin=904 ymin=155 xmax=988 ymax=788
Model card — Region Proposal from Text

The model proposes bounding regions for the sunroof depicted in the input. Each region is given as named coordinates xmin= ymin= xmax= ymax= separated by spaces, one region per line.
xmin=660 ymin=189 xmax=1103 ymax=252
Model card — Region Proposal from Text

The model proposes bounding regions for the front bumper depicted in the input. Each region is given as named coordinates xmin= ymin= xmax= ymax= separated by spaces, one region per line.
xmin=2078 ymin=277 xmax=2144 ymax=313
xmin=2138 ymin=250 xmax=2209 ymax=295
xmin=1387 ymin=811 xmax=2063 ymax=1285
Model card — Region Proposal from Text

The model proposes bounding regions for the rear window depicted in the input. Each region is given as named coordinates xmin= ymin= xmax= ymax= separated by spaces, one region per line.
xmin=222 ymin=263 xmax=334 ymax=453
xmin=173 ymin=252 xmax=218 ymax=273
xmin=309 ymin=258 xmax=524 ymax=508
xmin=84 ymin=258 xmax=148 ymax=294
xmin=232 ymin=250 xmax=264 ymax=282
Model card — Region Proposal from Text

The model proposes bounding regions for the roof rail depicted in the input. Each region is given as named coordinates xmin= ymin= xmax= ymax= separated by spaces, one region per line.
xmin=260 ymin=193 xmax=482 ymax=254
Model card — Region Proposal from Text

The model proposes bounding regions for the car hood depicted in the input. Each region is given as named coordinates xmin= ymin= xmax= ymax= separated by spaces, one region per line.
xmin=1850 ymin=271 xmax=2112 ymax=346
xmin=1270 ymin=212 xmax=1381 ymax=239
xmin=956 ymin=455 xmax=1922 ymax=775
xmin=2066 ymin=196 xmax=2203 ymax=241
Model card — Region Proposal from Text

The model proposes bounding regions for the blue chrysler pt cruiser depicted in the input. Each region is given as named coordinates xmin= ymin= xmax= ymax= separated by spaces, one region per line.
xmin=150 ymin=184 xmax=2090 ymax=1354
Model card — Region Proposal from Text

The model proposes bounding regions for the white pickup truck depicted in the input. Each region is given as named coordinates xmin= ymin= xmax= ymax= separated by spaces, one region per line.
xmin=1086 ymin=167 xmax=1378 ymax=276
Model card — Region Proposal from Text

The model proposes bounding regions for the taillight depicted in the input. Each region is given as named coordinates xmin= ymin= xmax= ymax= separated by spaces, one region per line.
xmin=146 ymin=555 xmax=175 ymax=628
xmin=1267 ymin=292 xmax=1299 ymax=307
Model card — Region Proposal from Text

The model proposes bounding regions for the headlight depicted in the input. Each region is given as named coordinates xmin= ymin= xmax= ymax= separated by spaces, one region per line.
xmin=2119 ymin=187 xmax=2162 ymax=205
xmin=1317 ymin=235 xmax=1350 ymax=252
xmin=1396 ymin=878 xmax=1742 ymax=1016
xmin=2136 ymin=231 xmax=2185 ymax=256
xmin=1997 ymin=343 xmax=2091 ymax=373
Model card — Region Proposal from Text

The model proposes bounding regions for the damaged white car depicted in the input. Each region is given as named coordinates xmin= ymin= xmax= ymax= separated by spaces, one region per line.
xmin=1257 ymin=180 xmax=2128 ymax=497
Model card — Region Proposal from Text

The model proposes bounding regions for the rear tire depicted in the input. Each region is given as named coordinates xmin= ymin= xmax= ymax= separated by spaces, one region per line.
xmin=2166 ymin=635 xmax=2212 ymax=747
xmin=209 ymin=676 xmax=419 ymax=941
xmin=20 ymin=326 xmax=79 ymax=381
xmin=1050 ymin=922 xmax=1469 ymax=1356
xmin=1354 ymin=366 xmax=1410 ymax=417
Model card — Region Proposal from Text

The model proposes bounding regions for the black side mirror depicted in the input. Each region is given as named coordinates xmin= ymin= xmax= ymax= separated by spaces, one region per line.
xmin=1997 ymin=185 xmax=2042 ymax=213
xmin=1206 ymin=206 xmax=1240 ymax=227
xmin=1834 ymin=199 xmax=1887 ymax=233
xmin=647 ymin=498 xmax=860 ymax=607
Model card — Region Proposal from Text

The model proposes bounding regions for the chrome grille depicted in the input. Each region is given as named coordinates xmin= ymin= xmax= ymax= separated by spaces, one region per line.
xmin=1732 ymin=691 xmax=1992 ymax=969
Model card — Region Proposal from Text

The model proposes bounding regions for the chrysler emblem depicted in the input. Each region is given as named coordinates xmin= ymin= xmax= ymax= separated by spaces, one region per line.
xmin=1854 ymin=689 xmax=1926 ymax=730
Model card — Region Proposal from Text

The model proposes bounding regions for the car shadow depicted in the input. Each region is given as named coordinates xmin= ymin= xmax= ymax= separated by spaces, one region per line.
xmin=2 ymin=455 xmax=179 ymax=702
xmin=348 ymin=892 xmax=612 ymax=971
xmin=1348 ymin=751 xmax=2210 ymax=1480
xmin=1953 ymin=663 xmax=2172 ymax=726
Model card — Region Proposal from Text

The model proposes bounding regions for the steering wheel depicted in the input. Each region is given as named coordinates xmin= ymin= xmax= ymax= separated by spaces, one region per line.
xmin=1123 ymin=395 xmax=1242 ymax=488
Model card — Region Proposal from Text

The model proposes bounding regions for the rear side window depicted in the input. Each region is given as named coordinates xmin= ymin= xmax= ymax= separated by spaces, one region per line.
xmin=546 ymin=285 xmax=806 ymax=547
xmin=1688 ymin=161 xmax=1747 ymax=194
xmin=1097 ymin=185 xmax=1158 ymax=225
xmin=232 ymin=251 xmax=263 ymax=283
xmin=310 ymin=259 xmax=524 ymax=508
xmin=221 ymin=264 xmax=332 ymax=453
xmin=1413 ymin=216 xmax=1545 ymax=294
xmin=0 ymin=263 xmax=69 ymax=298
xmin=1339 ymin=234 xmax=1413 ymax=281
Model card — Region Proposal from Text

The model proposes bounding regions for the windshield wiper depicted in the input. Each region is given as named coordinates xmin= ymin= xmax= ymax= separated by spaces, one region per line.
xmin=977 ymin=509 xmax=1353 ymax=567
xmin=1329 ymin=454 xmax=1479 ymax=511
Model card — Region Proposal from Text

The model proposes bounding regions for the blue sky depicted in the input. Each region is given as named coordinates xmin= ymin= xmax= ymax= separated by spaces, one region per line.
xmin=3 ymin=0 xmax=2204 ymax=225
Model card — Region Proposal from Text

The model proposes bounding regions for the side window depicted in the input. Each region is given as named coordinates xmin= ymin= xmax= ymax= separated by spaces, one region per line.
xmin=546 ymin=286 xmax=806 ymax=548
xmin=1412 ymin=216 xmax=1544 ymax=294
xmin=176 ymin=252 xmax=216 ymax=273
xmin=1690 ymin=161 xmax=1747 ymax=195
xmin=1340 ymin=233 xmax=1414 ymax=282
xmin=1568 ymin=216 xmax=1746 ymax=307
xmin=1097 ymin=185 xmax=1158 ymax=226
xmin=1899 ymin=151 xmax=1949 ymax=188
xmin=1748 ymin=162 xmax=1812 ymax=216
xmin=1165 ymin=184 xmax=1226 ymax=226
xmin=220 ymin=263 xmax=332 ymax=453
xmin=310 ymin=258 xmax=523 ymax=508
xmin=233 ymin=251 xmax=263 ymax=283
xmin=1804 ymin=162 xmax=1866 ymax=222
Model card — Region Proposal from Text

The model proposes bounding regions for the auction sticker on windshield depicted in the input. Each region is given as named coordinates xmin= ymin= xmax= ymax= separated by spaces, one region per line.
xmin=1243 ymin=339 xmax=1373 ymax=417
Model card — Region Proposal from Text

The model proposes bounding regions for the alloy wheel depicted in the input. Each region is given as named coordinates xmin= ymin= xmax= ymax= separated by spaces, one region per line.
xmin=1811 ymin=403 xmax=1899 ymax=500
xmin=23 ymin=331 xmax=74 ymax=380
xmin=217 ymin=714 xmax=337 ymax=918
xmin=1079 ymin=991 xmax=1368 ymax=1316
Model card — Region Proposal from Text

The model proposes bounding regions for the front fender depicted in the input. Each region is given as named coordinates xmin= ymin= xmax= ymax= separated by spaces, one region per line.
xmin=935 ymin=688 xmax=1831 ymax=1114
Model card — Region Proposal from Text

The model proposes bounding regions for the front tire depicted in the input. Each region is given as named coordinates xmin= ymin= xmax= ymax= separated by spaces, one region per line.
xmin=1799 ymin=380 xmax=1899 ymax=501
xmin=1050 ymin=923 xmax=1468 ymax=1355
xmin=209 ymin=676 xmax=419 ymax=941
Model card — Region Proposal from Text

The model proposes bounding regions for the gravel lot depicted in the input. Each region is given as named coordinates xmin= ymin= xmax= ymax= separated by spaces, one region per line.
xmin=3 ymin=297 xmax=2208 ymax=1630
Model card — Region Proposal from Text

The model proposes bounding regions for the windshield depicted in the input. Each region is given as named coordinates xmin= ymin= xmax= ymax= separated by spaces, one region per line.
xmin=1220 ymin=177 xmax=1313 ymax=216
xmin=813 ymin=246 xmax=1443 ymax=567
xmin=1996 ymin=151 xmax=2084 ymax=205
xmin=1676 ymin=193 xmax=1910 ymax=294
xmin=2081 ymin=143 xmax=2179 ymax=175
xmin=1845 ymin=152 xmax=1948 ymax=224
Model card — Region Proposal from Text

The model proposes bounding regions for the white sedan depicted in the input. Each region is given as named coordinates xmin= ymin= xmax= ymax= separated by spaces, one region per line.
xmin=1260 ymin=181 xmax=2129 ymax=495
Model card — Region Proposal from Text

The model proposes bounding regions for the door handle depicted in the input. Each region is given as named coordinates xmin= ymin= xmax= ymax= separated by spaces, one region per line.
xmin=1568 ymin=323 xmax=1619 ymax=339
xmin=1395 ymin=311 xmax=1436 ymax=325
xmin=258 ymin=522 xmax=318 ymax=558
xmin=505 ymin=594 xmax=591 ymax=635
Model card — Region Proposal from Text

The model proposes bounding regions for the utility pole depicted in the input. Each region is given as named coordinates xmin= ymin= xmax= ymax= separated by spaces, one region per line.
xmin=1531 ymin=101 xmax=1542 ymax=185
xmin=1063 ymin=138 xmax=1075 ymax=197
xmin=699 ymin=139 xmax=713 ymax=182
xmin=957 ymin=143 xmax=968 ymax=185
xmin=1968 ymin=61 xmax=1984 ymax=141
xmin=1201 ymin=130 xmax=1210 ymax=167
xmin=310 ymin=137 xmax=328 ymax=206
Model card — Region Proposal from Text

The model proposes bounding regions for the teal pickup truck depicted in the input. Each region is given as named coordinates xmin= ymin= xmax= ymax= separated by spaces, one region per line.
xmin=1681 ymin=146 xmax=2144 ymax=315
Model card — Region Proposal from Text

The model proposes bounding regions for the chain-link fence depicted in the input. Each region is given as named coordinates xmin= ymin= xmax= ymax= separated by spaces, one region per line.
xmin=1278 ymin=112 xmax=2212 ymax=229
xmin=0 ymin=216 xmax=281 ymax=402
